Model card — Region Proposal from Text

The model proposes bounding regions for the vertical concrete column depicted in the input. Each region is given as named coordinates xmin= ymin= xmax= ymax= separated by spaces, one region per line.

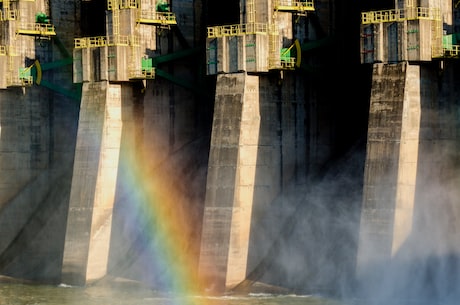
xmin=357 ymin=63 xmax=407 ymax=276
xmin=356 ymin=62 xmax=416 ymax=280
xmin=198 ymin=72 xmax=260 ymax=292
xmin=61 ymin=81 xmax=123 ymax=285
xmin=391 ymin=64 xmax=421 ymax=255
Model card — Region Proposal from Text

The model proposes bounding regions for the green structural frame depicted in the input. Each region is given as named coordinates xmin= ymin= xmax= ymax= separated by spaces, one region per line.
xmin=31 ymin=36 xmax=82 ymax=102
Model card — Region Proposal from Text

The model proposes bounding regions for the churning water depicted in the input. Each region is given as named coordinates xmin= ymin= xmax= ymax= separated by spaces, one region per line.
xmin=0 ymin=280 xmax=348 ymax=305
xmin=1 ymin=279 xmax=454 ymax=305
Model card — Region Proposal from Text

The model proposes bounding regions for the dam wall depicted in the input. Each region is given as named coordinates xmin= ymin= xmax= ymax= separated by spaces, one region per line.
xmin=0 ymin=0 xmax=367 ymax=290
xmin=0 ymin=0 xmax=459 ymax=301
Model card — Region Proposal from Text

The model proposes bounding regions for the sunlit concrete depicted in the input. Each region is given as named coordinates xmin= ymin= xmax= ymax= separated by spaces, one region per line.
xmin=61 ymin=81 xmax=124 ymax=285
xmin=198 ymin=73 xmax=261 ymax=291
xmin=391 ymin=64 xmax=421 ymax=255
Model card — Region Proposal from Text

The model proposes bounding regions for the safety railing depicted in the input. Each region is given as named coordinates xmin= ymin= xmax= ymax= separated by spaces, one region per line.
xmin=74 ymin=36 xmax=106 ymax=48
xmin=207 ymin=23 xmax=274 ymax=38
xmin=129 ymin=67 xmax=155 ymax=79
xmin=280 ymin=57 xmax=296 ymax=69
xmin=138 ymin=10 xmax=177 ymax=25
xmin=0 ymin=9 xmax=18 ymax=21
xmin=107 ymin=35 xmax=130 ymax=46
xmin=16 ymin=23 xmax=56 ymax=36
xmin=362 ymin=6 xmax=441 ymax=24
xmin=442 ymin=45 xmax=460 ymax=57
xmin=107 ymin=0 xmax=139 ymax=10
xmin=274 ymin=0 xmax=315 ymax=11
xmin=74 ymin=35 xmax=140 ymax=48
xmin=6 ymin=74 xmax=33 ymax=87
xmin=119 ymin=0 xmax=138 ymax=9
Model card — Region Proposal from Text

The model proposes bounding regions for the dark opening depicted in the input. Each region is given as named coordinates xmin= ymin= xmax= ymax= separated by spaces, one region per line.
xmin=81 ymin=0 xmax=106 ymax=36
xmin=359 ymin=0 xmax=394 ymax=11
xmin=205 ymin=0 xmax=240 ymax=26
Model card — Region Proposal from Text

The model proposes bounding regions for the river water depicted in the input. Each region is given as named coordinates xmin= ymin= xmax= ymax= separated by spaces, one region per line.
xmin=0 ymin=280 xmax=351 ymax=305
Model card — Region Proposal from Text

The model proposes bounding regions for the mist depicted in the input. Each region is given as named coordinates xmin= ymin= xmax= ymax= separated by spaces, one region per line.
xmin=356 ymin=138 xmax=460 ymax=305
xmin=242 ymin=104 xmax=460 ymax=305
xmin=243 ymin=138 xmax=366 ymax=297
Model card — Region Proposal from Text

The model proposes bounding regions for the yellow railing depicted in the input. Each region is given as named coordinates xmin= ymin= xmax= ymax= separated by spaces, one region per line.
xmin=362 ymin=6 xmax=441 ymax=24
xmin=119 ymin=0 xmax=138 ymax=9
xmin=129 ymin=35 xmax=140 ymax=46
xmin=16 ymin=23 xmax=56 ymax=35
xmin=129 ymin=67 xmax=155 ymax=79
xmin=6 ymin=75 xmax=33 ymax=87
xmin=280 ymin=58 xmax=296 ymax=69
xmin=442 ymin=45 xmax=460 ymax=57
xmin=107 ymin=0 xmax=139 ymax=10
xmin=274 ymin=0 xmax=314 ymax=11
xmin=107 ymin=35 xmax=130 ymax=46
xmin=138 ymin=10 xmax=177 ymax=25
xmin=0 ymin=9 xmax=18 ymax=21
xmin=207 ymin=23 xmax=273 ymax=38
xmin=74 ymin=35 xmax=140 ymax=48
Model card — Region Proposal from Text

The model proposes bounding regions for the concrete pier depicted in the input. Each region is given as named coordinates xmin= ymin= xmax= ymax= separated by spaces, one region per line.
xmin=61 ymin=81 xmax=125 ymax=285
xmin=356 ymin=61 xmax=460 ymax=297
xmin=356 ymin=63 xmax=420 ymax=276
xmin=198 ymin=72 xmax=307 ymax=292
xmin=198 ymin=73 xmax=261 ymax=290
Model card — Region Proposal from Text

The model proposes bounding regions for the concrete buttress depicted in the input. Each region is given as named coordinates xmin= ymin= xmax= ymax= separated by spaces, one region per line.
xmin=198 ymin=73 xmax=261 ymax=291
xmin=198 ymin=71 xmax=307 ymax=292
xmin=61 ymin=81 xmax=125 ymax=285
xmin=356 ymin=61 xmax=460 ymax=297
xmin=356 ymin=63 xmax=416 ymax=276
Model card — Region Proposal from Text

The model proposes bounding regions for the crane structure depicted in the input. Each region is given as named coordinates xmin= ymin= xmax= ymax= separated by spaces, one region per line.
xmin=206 ymin=0 xmax=314 ymax=75
xmin=73 ymin=0 xmax=176 ymax=83
xmin=360 ymin=0 xmax=459 ymax=63
xmin=0 ymin=0 xmax=56 ymax=88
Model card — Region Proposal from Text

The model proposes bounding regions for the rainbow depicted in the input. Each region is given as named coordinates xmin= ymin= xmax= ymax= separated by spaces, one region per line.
xmin=111 ymin=136 xmax=213 ymax=304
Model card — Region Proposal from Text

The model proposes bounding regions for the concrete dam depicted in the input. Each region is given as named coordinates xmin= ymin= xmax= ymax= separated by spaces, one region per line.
xmin=0 ymin=0 xmax=459 ymax=302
